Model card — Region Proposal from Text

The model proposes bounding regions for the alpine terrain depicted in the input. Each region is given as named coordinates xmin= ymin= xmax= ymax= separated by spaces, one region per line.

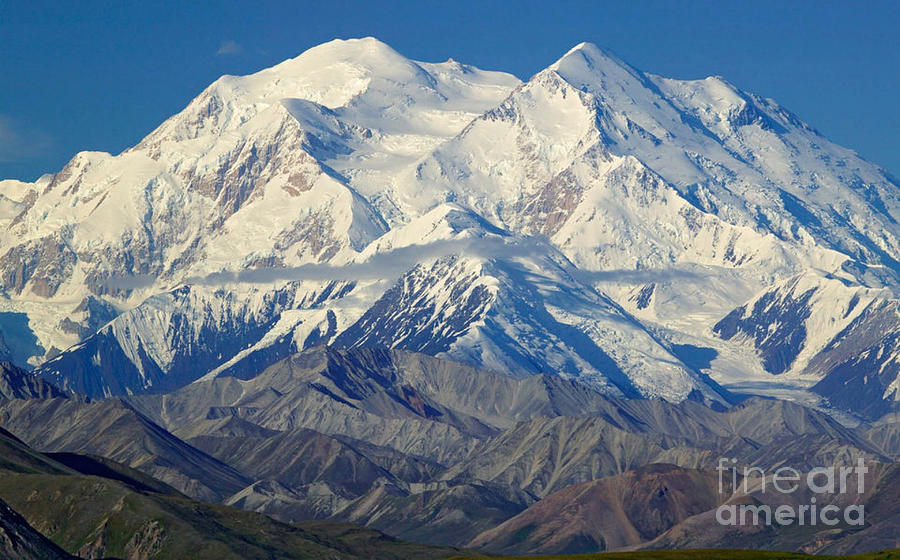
xmin=1 ymin=37 xmax=899 ymax=557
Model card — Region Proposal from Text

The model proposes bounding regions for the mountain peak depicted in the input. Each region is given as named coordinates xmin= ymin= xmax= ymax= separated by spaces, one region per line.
xmin=294 ymin=36 xmax=405 ymax=62
xmin=550 ymin=42 xmax=637 ymax=79
xmin=563 ymin=41 xmax=609 ymax=58
xmin=215 ymin=37 xmax=426 ymax=109
xmin=266 ymin=36 xmax=415 ymax=80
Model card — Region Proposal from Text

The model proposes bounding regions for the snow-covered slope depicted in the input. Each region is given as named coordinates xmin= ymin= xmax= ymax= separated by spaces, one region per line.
xmin=714 ymin=271 xmax=900 ymax=418
xmin=37 ymin=281 xmax=353 ymax=396
xmin=331 ymin=205 xmax=730 ymax=403
xmin=3 ymin=38 xmax=900 ymax=418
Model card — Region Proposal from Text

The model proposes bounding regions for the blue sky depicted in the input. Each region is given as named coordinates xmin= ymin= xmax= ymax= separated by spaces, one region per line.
xmin=1 ymin=0 xmax=897 ymax=181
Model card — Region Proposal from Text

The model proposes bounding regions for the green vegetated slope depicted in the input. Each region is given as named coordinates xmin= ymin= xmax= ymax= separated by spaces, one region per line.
xmin=451 ymin=549 xmax=900 ymax=560
xmin=0 ymin=426 xmax=462 ymax=560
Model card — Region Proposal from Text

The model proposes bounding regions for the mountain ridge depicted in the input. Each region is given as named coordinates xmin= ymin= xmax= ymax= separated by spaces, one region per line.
xmin=2 ymin=37 xmax=900 ymax=421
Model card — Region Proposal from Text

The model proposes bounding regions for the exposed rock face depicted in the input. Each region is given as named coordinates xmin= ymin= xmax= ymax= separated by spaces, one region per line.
xmin=0 ymin=499 xmax=74 ymax=560
xmin=0 ymin=396 xmax=249 ymax=502
xmin=440 ymin=416 xmax=716 ymax=498
xmin=333 ymin=481 xmax=531 ymax=547
xmin=0 ymin=234 xmax=77 ymax=298
xmin=469 ymin=464 xmax=725 ymax=554
xmin=0 ymin=347 xmax=896 ymax=554
xmin=643 ymin=463 xmax=900 ymax=555
xmin=0 ymin=362 xmax=68 ymax=400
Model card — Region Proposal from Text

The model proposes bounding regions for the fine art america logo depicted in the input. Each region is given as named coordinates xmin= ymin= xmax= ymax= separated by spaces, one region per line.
xmin=716 ymin=458 xmax=868 ymax=527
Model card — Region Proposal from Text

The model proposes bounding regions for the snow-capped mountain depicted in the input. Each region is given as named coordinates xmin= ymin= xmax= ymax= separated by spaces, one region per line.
xmin=3 ymin=38 xmax=900 ymax=418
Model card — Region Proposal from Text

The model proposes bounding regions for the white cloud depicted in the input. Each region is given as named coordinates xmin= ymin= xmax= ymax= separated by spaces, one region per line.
xmin=105 ymin=237 xmax=538 ymax=290
xmin=216 ymin=40 xmax=244 ymax=56
xmin=0 ymin=115 xmax=53 ymax=163
xmin=103 ymin=235 xmax=703 ymax=292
